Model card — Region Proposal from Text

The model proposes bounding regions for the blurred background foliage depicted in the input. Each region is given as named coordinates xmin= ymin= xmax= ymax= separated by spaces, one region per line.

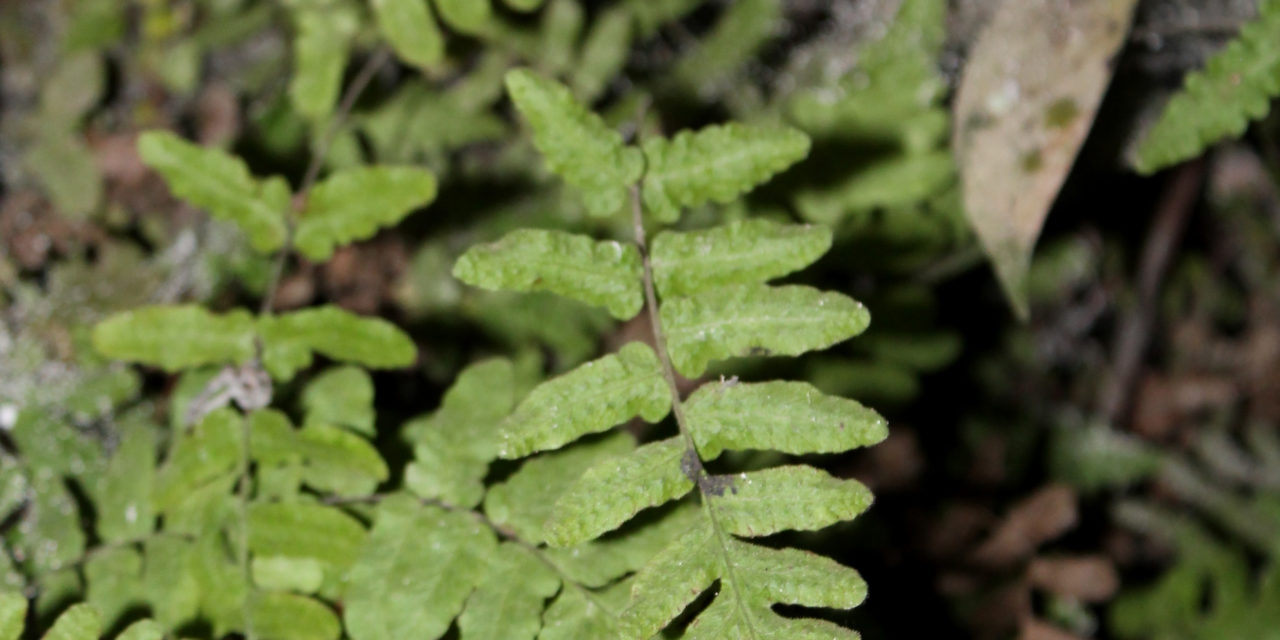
xmin=2 ymin=0 xmax=1279 ymax=638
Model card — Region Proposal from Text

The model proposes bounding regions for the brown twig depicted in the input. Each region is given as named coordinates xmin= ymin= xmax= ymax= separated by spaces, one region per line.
xmin=1098 ymin=159 xmax=1205 ymax=423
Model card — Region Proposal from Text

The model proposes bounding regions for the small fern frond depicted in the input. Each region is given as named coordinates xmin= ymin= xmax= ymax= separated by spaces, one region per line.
xmin=91 ymin=305 xmax=256 ymax=372
xmin=287 ymin=4 xmax=357 ymax=123
xmin=454 ymin=229 xmax=645 ymax=320
xmin=1133 ymin=0 xmax=1280 ymax=174
xmin=504 ymin=69 xmax=645 ymax=216
xmin=660 ymin=283 xmax=870 ymax=377
xmin=370 ymin=0 xmax=445 ymax=69
xmin=136 ymin=131 xmax=289 ymax=253
xmin=256 ymin=305 xmax=417 ymax=381
xmin=300 ymin=366 xmax=376 ymax=435
xmin=651 ymin=219 xmax=832 ymax=297
xmin=640 ymin=123 xmax=810 ymax=223
xmin=294 ymin=166 xmax=438 ymax=261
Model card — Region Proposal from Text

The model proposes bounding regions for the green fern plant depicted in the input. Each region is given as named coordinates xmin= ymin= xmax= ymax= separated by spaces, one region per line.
xmin=1132 ymin=0 xmax=1280 ymax=174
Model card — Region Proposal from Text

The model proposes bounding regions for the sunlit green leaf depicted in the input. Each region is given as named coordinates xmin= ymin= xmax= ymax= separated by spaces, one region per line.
xmin=252 ymin=592 xmax=341 ymax=640
xmin=297 ymin=423 xmax=389 ymax=497
xmin=684 ymin=380 xmax=887 ymax=459
xmin=136 ymin=131 xmax=289 ymax=252
xmin=248 ymin=502 xmax=366 ymax=570
xmin=641 ymin=123 xmax=809 ymax=223
xmin=258 ymin=306 xmax=416 ymax=381
xmin=93 ymin=305 xmax=256 ymax=372
xmin=620 ymin=523 xmax=717 ymax=638
xmin=662 ymin=284 xmax=870 ymax=377
xmin=253 ymin=556 xmax=325 ymax=594
xmin=454 ymin=229 xmax=644 ymax=319
xmin=295 ymin=166 xmax=437 ymax=261
xmin=651 ymin=219 xmax=830 ymax=297
xmin=547 ymin=503 xmax=700 ymax=588
xmin=41 ymin=604 xmax=101 ymax=640
xmin=709 ymin=465 xmax=873 ymax=537
xmin=0 ymin=591 xmax=27 ymax=640
xmin=496 ymin=342 xmax=670 ymax=459
xmin=505 ymin=69 xmax=644 ymax=216
xmin=301 ymin=366 xmax=375 ymax=436
xmin=116 ymin=620 xmax=164 ymax=640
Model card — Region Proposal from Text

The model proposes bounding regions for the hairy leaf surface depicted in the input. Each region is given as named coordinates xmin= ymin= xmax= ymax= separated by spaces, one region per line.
xmin=709 ymin=465 xmax=874 ymax=537
xmin=295 ymin=166 xmax=437 ymax=260
xmin=344 ymin=496 xmax=496 ymax=640
xmin=371 ymin=0 xmax=444 ymax=69
xmin=651 ymin=219 xmax=830 ymax=297
xmin=257 ymin=306 xmax=416 ymax=381
xmin=546 ymin=437 xmax=694 ymax=546
xmin=661 ymin=284 xmax=870 ymax=377
xmin=684 ymin=380 xmax=887 ymax=458
xmin=405 ymin=359 xmax=516 ymax=507
xmin=93 ymin=305 xmax=256 ymax=372
xmin=136 ymin=131 xmax=288 ymax=252
xmin=454 ymin=229 xmax=644 ymax=319
xmin=641 ymin=123 xmax=809 ymax=223
xmin=496 ymin=342 xmax=670 ymax=458
xmin=1133 ymin=0 xmax=1280 ymax=173
xmin=504 ymin=69 xmax=644 ymax=216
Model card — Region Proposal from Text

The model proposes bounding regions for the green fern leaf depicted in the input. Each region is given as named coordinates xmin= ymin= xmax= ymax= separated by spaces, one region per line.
xmin=252 ymin=556 xmax=324 ymax=594
xmin=257 ymin=305 xmax=416 ymax=381
xmin=294 ymin=166 xmax=437 ymax=261
xmin=405 ymin=359 xmax=516 ymax=507
xmin=42 ymin=604 xmax=101 ymax=640
xmin=92 ymin=305 xmax=256 ymax=372
xmin=0 ymin=591 xmax=26 ymax=640
xmin=141 ymin=537 xmax=199 ymax=630
xmin=453 ymin=229 xmax=644 ymax=320
xmin=684 ymin=380 xmax=887 ymax=459
xmin=344 ymin=495 xmax=497 ymax=640
xmin=247 ymin=502 xmax=366 ymax=570
xmin=496 ymin=342 xmax=670 ymax=459
xmin=288 ymin=5 xmax=357 ymax=123
xmin=504 ymin=69 xmax=644 ymax=216
xmin=671 ymin=0 xmax=781 ymax=91
xmin=95 ymin=422 xmax=156 ymax=542
xmin=661 ymin=284 xmax=871 ymax=377
xmin=370 ymin=0 xmax=444 ymax=69
xmin=301 ymin=366 xmax=375 ymax=435
xmin=729 ymin=540 xmax=868 ymax=610
xmin=683 ymin=597 xmax=859 ymax=640
xmin=710 ymin=465 xmax=873 ymax=537
xmin=432 ymin=0 xmax=492 ymax=35
xmin=485 ymin=431 xmax=635 ymax=543
xmin=651 ymin=219 xmax=831 ymax=297
xmin=504 ymin=0 xmax=546 ymax=13
xmin=116 ymin=620 xmax=164 ymax=640
xmin=572 ymin=7 xmax=633 ymax=102
xmin=545 ymin=437 xmax=693 ymax=546
xmin=252 ymin=592 xmax=341 ymax=640
xmin=619 ymin=524 xmax=718 ymax=638
xmin=457 ymin=543 xmax=560 ymax=640
xmin=297 ymin=423 xmax=389 ymax=497
xmin=641 ymin=124 xmax=810 ymax=223
xmin=547 ymin=504 xmax=701 ymax=588
xmin=136 ymin=131 xmax=289 ymax=253
xmin=1133 ymin=0 xmax=1280 ymax=173
xmin=84 ymin=548 xmax=144 ymax=631
xmin=794 ymin=151 xmax=954 ymax=225
xmin=154 ymin=409 xmax=241 ymax=511
xmin=538 ymin=581 xmax=629 ymax=640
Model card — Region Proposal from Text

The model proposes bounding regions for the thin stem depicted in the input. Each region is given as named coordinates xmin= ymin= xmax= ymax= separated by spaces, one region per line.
xmin=237 ymin=414 xmax=255 ymax=640
xmin=628 ymin=185 xmax=759 ymax=636
xmin=258 ymin=47 xmax=391 ymax=315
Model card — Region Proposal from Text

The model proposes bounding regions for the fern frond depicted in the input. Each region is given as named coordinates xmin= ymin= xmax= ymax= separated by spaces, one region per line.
xmin=92 ymin=305 xmax=256 ymax=372
xmin=572 ymin=7 xmax=633 ymax=102
xmin=1133 ymin=0 xmax=1280 ymax=173
xmin=39 ymin=603 xmax=101 ymax=640
xmin=287 ymin=4 xmax=357 ymax=123
xmin=641 ymin=124 xmax=810 ymax=223
xmin=672 ymin=0 xmax=781 ymax=92
xmin=370 ymin=0 xmax=444 ymax=69
xmin=116 ymin=620 xmax=164 ymax=640
xmin=137 ymin=131 xmax=289 ymax=253
xmin=495 ymin=342 xmax=671 ymax=458
xmin=458 ymin=543 xmax=560 ymax=640
xmin=651 ymin=219 xmax=831 ymax=297
xmin=252 ymin=592 xmax=342 ymax=640
xmin=504 ymin=69 xmax=644 ymax=216
xmin=294 ymin=166 xmax=438 ymax=261
xmin=432 ymin=0 xmax=493 ymax=35
xmin=257 ymin=305 xmax=416 ymax=381
xmin=684 ymin=380 xmax=887 ymax=458
xmin=711 ymin=465 xmax=873 ymax=536
xmin=154 ymin=409 xmax=241 ymax=511
xmin=660 ymin=283 xmax=870 ymax=377
xmin=453 ymin=229 xmax=645 ymax=320
xmin=300 ymin=366 xmax=375 ymax=435
xmin=343 ymin=496 xmax=497 ymax=640
xmin=94 ymin=423 xmax=156 ymax=542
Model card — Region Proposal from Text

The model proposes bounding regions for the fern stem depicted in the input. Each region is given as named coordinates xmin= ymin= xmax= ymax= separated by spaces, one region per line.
xmin=628 ymin=185 xmax=761 ymax=637
xmin=237 ymin=413 xmax=255 ymax=640
xmin=258 ymin=46 xmax=391 ymax=315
